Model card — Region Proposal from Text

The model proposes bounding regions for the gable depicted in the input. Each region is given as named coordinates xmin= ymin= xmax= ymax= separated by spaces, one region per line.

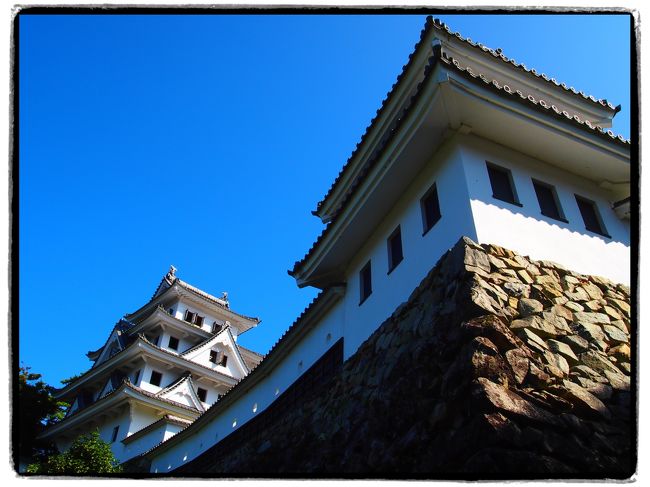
xmin=157 ymin=375 xmax=204 ymax=412
xmin=181 ymin=328 xmax=249 ymax=379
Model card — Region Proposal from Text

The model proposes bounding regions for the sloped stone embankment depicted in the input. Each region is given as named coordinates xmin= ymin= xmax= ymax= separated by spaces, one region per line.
xmin=178 ymin=237 xmax=633 ymax=477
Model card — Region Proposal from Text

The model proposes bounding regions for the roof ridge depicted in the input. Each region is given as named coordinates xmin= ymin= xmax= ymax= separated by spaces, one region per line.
xmin=431 ymin=18 xmax=619 ymax=112
xmin=440 ymin=52 xmax=630 ymax=144
xmin=314 ymin=15 xmax=436 ymax=215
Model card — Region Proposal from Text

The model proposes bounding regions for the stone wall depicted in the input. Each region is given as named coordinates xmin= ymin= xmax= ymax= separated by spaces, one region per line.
xmin=174 ymin=237 xmax=634 ymax=478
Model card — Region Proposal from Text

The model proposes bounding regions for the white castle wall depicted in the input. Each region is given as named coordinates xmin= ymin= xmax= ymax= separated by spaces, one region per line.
xmin=149 ymin=299 xmax=345 ymax=473
xmin=459 ymin=134 xmax=630 ymax=285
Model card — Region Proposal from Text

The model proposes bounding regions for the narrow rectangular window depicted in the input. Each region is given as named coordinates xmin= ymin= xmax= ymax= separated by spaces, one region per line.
xmin=387 ymin=226 xmax=403 ymax=273
xmin=209 ymin=350 xmax=218 ymax=364
xmin=486 ymin=162 xmax=520 ymax=206
xmin=150 ymin=370 xmax=162 ymax=387
xmin=420 ymin=182 xmax=441 ymax=234
xmin=220 ymin=354 xmax=228 ymax=367
xmin=359 ymin=261 xmax=372 ymax=305
xmin=185 ymin=310 xmax=196 ymax=323
xmin=532 ymin=180 xmax=566 ymax=222
xmin=212 ymin=321 xmax=223 ymax=334
xmin=168 ymin=336 xmax=179 ymax=351
xmin=197 ymin=387 xmax=207 ymax=403
xmin=111 ymin=425 xmax=120 ymax=443
xmin=195 ymin=315 xmax=204 ymax=326
xmin=575 ymin=195 xmax=610 ymax=237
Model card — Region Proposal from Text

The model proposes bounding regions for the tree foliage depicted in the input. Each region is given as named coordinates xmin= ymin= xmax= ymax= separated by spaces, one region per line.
xmin=17 ymin=365 xmax=67 ymax=462
xmin=26 ymin=430 xmax=121 ymax=475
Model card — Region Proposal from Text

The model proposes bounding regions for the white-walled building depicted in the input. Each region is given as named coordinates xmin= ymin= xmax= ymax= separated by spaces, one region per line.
xmin=39 ymin=266 xmax=263 ymax=463
xmin=112 ymin=17 xmax=632 ymax=472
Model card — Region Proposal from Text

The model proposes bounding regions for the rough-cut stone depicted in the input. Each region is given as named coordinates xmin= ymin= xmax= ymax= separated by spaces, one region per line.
xmin=564 ymin=301 xmax=584 ymax=313
xmin=547 ymin=339 xmax=579 ymax=364
xmin=602 ymin=325 xmax=628 ymax=344
xmin=504 ymin=348 xmax=529 ymax=385
xmin=603 ymin=305 xmax=623 ymax=321
xmin=608 ymin=299 xmax=631 ymax=317
xmin=542 ymin=310 xmax=572 ymax=334
xmin=515 ymin=328 xmax=549 ymax=354
xmin=558 ymin=381 xmax=611 ymax=420
xmin=582 ymin=282 xmax=605 ymax=300
xmin=573 ymin=311 xmax=610 ymax=325
xmin=517 ymin=298 xmax=543 ymax=317
xmin=603 ymin=369 xmax=630 ymax=391
xmin=517 ymin=269 xmax=534 ymax=284
xmin=475 ymin=378 xmax=560 ymax=426
xmin=560 ymin=335 xmax=589 ymax=354
xmin=580 ymin=350 xmax=621 ymax=376
xmin=504 ymin=281 xmax=529 ymax=297
xmin=575 ymin=323 xmax=606 ymax=343
xmin=543 ymin=351 xmax=570 ymax=376
xmin=511 ymin=315 xmax=562 ymax=338
xmin=608 ymin=343 xmax=631 ymax=362
xmin=609 ymin=320 xmax=629 ymax=334
xmin=464 ymin=246 xmax=491 ymax=273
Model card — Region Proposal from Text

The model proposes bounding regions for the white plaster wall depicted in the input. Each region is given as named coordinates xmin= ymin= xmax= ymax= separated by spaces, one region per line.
xmin=149 ymin=299 xmax=344 ymax=473
xmin=458 ymin=135 xmax=630 ymax=285
xmin=97 ymin=409 xmax=133 ymax=462
xmin=175 ymin=301 xmax=232 ymax=336
xmin=342 ymin=140 xmax=477 ymax=359
xmin=120 ymin=404 xmax=175 ymax=462
xmin=182 ymin=333 xmax=245 ymax=379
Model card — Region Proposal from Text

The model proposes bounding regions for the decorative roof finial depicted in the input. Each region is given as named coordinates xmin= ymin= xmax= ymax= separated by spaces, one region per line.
xmin=167 ymin=265 xmax=177 ymax=281
xmin=222 ymin=291 xmax=229 ymax=307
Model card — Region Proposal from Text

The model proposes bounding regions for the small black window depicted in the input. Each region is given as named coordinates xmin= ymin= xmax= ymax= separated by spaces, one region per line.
xmin=168 ymin=336 xmax=179 ymax=351
xmin=575 ymin=195 xmax=610 ymax=237
xmin=150 ymin=370 xmax=163 ymax=387
xmin=133 ymin=370 xmax=140 ymax=385
xmin=197 ymin=387 xmax=207 ymax=403
xmin=532 ymin=180 xmax=566 ymax=222
xmin=359 ymin=261 xmax=372 ymax=305
xmin=487 ymin=162 xmax=520 ymax=206
xmin=421 ymin=183 xmax=441 ymax=234
xmin=185 ymin=310 xmax=196 ymax=323
xmin=209 ymin=350 xmax=218 ymax=364
xmin=111 ymin=425 xmax=120 ymax=443
xmin=212 ymin=321 xmax=223 ymax=334
xmin=387 ymin=226 xmax=403 ymax=273
xmin=220 ymin=354 xmax=228 ymax=367
xmin=168 ymin=308 xmax=174 ymax=315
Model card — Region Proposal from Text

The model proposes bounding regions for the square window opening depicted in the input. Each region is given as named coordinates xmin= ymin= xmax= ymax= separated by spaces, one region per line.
xmin=197 ymin=387 xmax=207 ymax=403
xmin=575 ymin=195 xmax=610 ymax=237
xmin=150 ymin=370 xmax=163 ymax=387
xmin=532 ymin=179 xmax=566 ymax=222
xmin=420 ymin=182 xmax=441 ymax=234
xmin=387 ymin=226 xmax=404 ymax=273
xmin=486 ymin=162 xmax=521 ymax=206
xmin=168 ymin=336 xmax=179 ymax=351
xmin=359 ymin=261 xmax=372 ymax=305
xmin=111 ymin=425 xmax=120 ymax=443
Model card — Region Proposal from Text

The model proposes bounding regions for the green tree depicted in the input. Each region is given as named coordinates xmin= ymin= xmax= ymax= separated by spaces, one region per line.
xmin=17 ymin=365 xmax=67 ymax=464
xmin=26 ymin=430 xmax=121 ymax=475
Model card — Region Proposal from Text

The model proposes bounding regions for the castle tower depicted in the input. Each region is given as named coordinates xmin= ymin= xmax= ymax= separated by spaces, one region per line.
xmin=38 ymin=267 xmax=262 ymax=463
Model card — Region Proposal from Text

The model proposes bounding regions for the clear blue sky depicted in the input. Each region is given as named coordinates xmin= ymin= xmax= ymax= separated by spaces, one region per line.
xmin=18 ymin=12 xmax=632 ymax=386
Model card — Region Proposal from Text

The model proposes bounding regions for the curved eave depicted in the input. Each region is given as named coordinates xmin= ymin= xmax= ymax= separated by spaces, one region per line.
xmin=141 ymin=285 xmax=344 ymax=460
xmin=54 ymin=336 xmax=238 ymax=401
xmin=291 ymin=56 xmax=630 ymax=288
xmin=128 ymin=306 xmax=212 ymax=340
xmin=125 ymin=282 xmax=260 ymax=333
xmin=40 ymin=383 xmax=199 ymax=441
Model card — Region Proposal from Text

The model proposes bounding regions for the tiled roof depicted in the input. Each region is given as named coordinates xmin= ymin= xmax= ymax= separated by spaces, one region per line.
xmin=314 ymin=16 xmax=436 ymax=216
xmin=439 ymin=52 xmax=631 ymax=146
xmin=430 ymin=18 xmax=619 ymax=112
xmin=48 ymin=380 xmax=198 ymax=432
xmin=56 ymin=333 xmax=237 ymax=397
xmin=137 ymin=272 xmax=260 ymax=325
xmin=290 ymin=52 xmax=441 ymax=278
xmin=291 ymin=20 xmax=630 ymax=280
xmin=313 ymin=16 xmax=625 ymax=218
xmin=141 ymin=288 xmax=338 ymax=458
xmin=122 ymin=415 xmax=192 ymax=445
